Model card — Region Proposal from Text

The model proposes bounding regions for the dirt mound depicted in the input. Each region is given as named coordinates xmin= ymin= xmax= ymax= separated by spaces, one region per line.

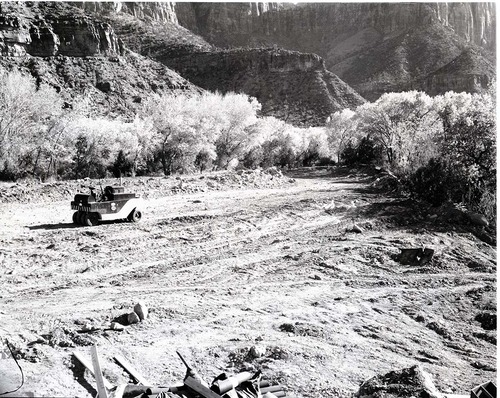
xmin=0 ymin=168 xmax=295 ymax=205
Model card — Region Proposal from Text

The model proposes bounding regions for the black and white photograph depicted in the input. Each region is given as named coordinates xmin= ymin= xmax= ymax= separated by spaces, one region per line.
xmin=0 ymin=2 xmax=496 ymax=397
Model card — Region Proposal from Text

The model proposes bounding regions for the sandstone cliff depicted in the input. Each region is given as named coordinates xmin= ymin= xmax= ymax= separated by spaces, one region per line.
xmin=163 ymin=48 xmax=365 ymax=125
xmin=0 ymin=2 xmax=122 ymax=57
xmin=0 ymin=1 xmax=200 ymax=119
xmin=173 ymin=2 xmax=496 ymax=98
xmin=73 ymin=2 xmax=365 ymax=125
xmin=69 ymin=2 xmax=495 ymax=99
xmin=175 ymin=3 xmax=496 ymax=54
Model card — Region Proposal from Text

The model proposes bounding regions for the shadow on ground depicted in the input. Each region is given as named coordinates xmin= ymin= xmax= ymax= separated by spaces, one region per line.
xmin=28 ymin=220 xmax=127 ymax=230
xmin=28 ymin=223 xmax=79 ymax=230
xmin=286 ymin=165 xmax=380 ymax=184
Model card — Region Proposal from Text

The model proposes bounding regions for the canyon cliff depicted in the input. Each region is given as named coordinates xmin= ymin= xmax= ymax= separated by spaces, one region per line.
xmin=173 ymin=2 xmax=496 ymax=100
xmin=72 ymin=2 xmax=496 ymax=101
xmin=0 ymin=2 xmax=199 ymax=119
xmin=74 ymin=2 xmax=367 ymax=125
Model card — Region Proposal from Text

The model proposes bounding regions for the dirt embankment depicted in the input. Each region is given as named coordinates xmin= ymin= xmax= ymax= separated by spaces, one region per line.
xmin=0 ymin=168 xmax=496 ymax=398
xmin=0 ymin=168 xmax=293 ymax=204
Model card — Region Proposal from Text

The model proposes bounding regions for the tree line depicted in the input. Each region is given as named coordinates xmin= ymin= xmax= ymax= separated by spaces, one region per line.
xmin=0 ymin=70 xmax=495 ymax=219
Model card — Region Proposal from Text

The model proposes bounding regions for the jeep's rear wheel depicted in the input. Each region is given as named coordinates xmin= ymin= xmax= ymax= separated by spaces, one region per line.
xmin=129 ymin=209 xmax=142 ymax=223
xmin=77 ymin=212 xmax=87 ymax=226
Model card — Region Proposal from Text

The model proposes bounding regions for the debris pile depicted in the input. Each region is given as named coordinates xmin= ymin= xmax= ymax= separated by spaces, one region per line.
xmin=73 ymin=347 xmax=287 ymax=398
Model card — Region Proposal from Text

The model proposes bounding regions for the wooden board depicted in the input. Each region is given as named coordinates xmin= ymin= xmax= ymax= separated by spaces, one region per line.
xmin=114 ymin=354 xmax=150 ymax=386
xmin=184 ymin=376 xmax=223 ymax=398
xmin=73 ymin=351 xmax=113 ymax=390
xmin=91 ymin=345 xmax=109 ymax=398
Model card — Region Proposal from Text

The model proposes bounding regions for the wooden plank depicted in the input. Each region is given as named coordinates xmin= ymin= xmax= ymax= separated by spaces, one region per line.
xmin=90 ymin=345 xmax=109 ymax=398
xmin=184 ymin=376 xmax=223 ymax=398
xmin=73 ymin=351 xmax=113 ymax=390
xmin=113 ymin=354 xmax=150 ymax=386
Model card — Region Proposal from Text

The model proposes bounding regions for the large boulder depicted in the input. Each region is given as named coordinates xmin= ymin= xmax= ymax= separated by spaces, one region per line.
xmin=356 ymin=365 xmax=443 ymax=398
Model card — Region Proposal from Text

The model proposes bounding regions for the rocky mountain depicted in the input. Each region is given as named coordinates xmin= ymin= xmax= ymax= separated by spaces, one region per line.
xmin=172 ymin=2 xmax=495 ymax=100
xmin=162 ymin=48 xmax=364 ymax=125
xmin=0 ymin=1 xmax=199 ymax=119
xmin=73 ymin=2 xmax=365 ymax=125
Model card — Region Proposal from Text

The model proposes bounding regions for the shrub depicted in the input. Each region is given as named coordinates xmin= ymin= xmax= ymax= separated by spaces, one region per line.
xmin=409 ymin=158 xmax=454 ymax=206
xmin=340 ymin=136 xmax=382 ymax=165
xmin=111 ymin=150 xmax=134 ymax=177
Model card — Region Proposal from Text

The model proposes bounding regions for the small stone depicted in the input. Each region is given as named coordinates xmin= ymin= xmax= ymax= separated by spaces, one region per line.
xmin=134 ymin=301 xmax=148 ymax=321
xmin=467 ymin=212 xmax=489 ymax=227
xmin=110 ymin=322 xmax=125 ymax=331
xmin=249 ymin=345 xmax=266 ymax=358
xmin=351 ymin=224 xmax=364 ymax=233
xmin=81 ymin=322 xmax=93 ymax=332
xmin=127 ymin=312 xmax=140 ymax=325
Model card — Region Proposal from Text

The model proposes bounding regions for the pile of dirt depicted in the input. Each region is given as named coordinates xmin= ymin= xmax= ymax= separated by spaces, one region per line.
xmin=0 ymin=168 xmax=295 ymax=204
xmin=356 ymin=365 xmax=442 ymax=398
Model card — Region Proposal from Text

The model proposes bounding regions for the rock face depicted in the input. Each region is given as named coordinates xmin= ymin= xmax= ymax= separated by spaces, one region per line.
xmin=0 ymin=52 xmax=199 ymax=119
xmin=175 ymin=3 xmax=496 ymax=53
xmin=75 ymin=2 xmax=495 ymax=100
xmin=0 ymin=2 xmax=200 ymax=119
xmin=74 ymin=3 xmax=364 ymax=126
xmin=173 ymin=2 xmax=495 ymax=98
xmin=423 ymin=47 xmax=495 ymax=96
xmin=154 ymin=47 xmax=365 ymax=126
xmin=75 ymin=1 xmax=178 ymax=24
xmin=0 ymin=2 xmax=123 ymax=57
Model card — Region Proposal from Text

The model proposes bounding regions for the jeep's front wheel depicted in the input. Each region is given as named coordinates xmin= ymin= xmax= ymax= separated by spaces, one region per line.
xmin=128 ymin=209 xmax=142 ymax=223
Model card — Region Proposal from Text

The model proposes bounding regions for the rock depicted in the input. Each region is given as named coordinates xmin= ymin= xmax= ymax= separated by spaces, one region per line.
xmin=279 ymin=323 xmax=296 ymax=333
xmin=110 ymin=322 xmax=125 ymax=331
xmin=426 ymin=321 xmax=450 ymax=338
xmin=96 ymin=81 xmax=113 ymax=93
xmin=475 ymin=312 xmax=496 ymax=330
xmin=467 ymin=212 xmax=489 ymax=227
xmin=127 ymin=312 xmax=140 ymax=325
xmin=249 ymin=345 xmax=266 ymax=358
xmin=392 ymin=248 xmax=434 ymax=266
xmin=134 ymin=301 xmax=148 ymax=321
xmin=80 ymin=322 xmax=94 ymax=332
xmin=356 ymin=364 xmax=442 ymax=398
xmin=351 ymin=224 xmax=364 ymax=233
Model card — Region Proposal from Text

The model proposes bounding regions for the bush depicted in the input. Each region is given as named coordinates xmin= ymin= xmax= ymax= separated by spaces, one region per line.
xmin=110 ymin=150 xmax=134 ymax=177
xmin=241 ymin=146 xmax=264 ymax=169
xmin=340 ymin=136 xmax=382 ymax=165
xmin=409 ymin=158 xmax=454 ymax=206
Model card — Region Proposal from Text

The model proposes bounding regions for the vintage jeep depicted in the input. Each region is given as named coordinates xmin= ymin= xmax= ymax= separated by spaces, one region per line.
xmin=71 ymin=185 xmax=143 ymax=226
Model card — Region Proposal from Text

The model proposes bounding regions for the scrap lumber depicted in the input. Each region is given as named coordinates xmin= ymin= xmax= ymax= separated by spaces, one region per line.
xmin=91 ymin=345 xmax=109 ymax=398
xmin=184 ymin=376 xmax=223 ymax=398
xmin=73 ymin=351 xmax=113 ymax=390
xmin=212 ymin=371 xmax=254 ymax=394
xmin=114 ymin=354 xmax=151 ymax=386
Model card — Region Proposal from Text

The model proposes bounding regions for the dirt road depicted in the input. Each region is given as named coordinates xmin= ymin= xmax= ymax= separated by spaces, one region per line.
xmin=0 ymin=169 xmax=496 ymax=397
